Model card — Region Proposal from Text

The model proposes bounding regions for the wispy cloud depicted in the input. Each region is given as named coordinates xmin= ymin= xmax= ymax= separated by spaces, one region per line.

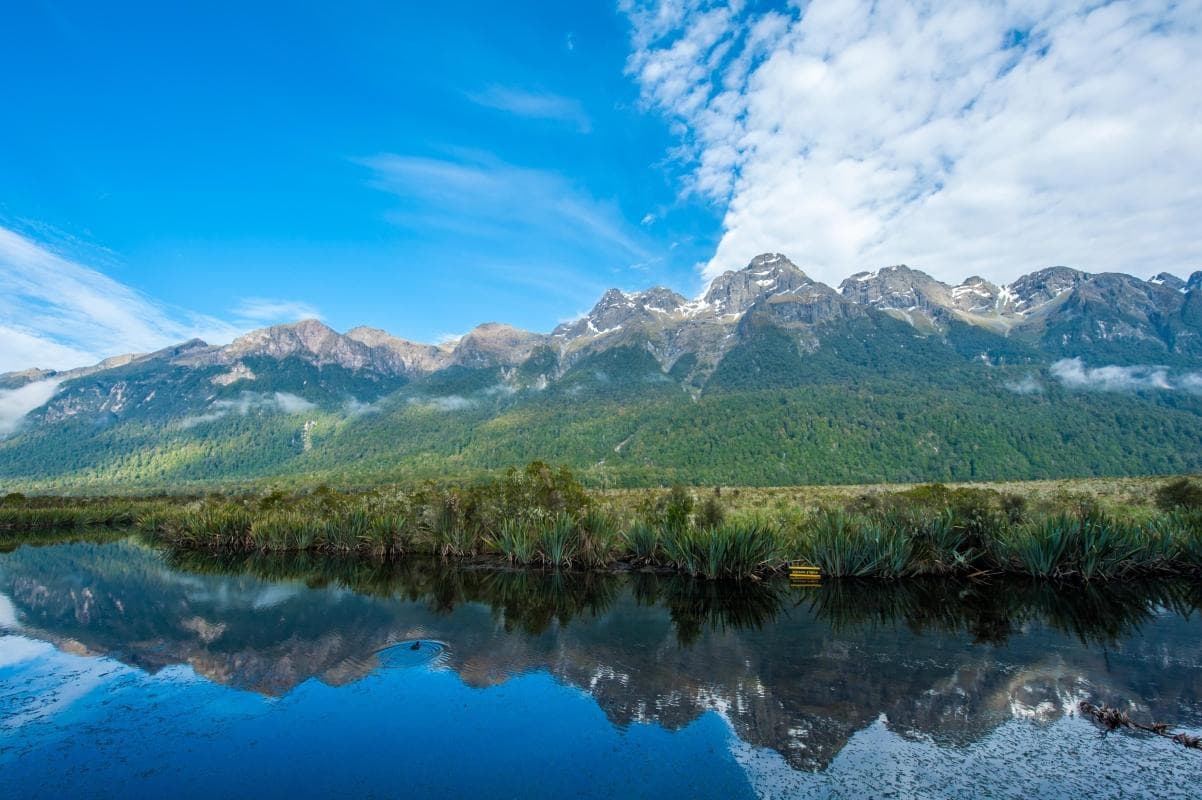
xmin=231 ymin=298 xmax=323 ymax=324
xmin=1004 ymin=374 xmax=1043 ymax=395
xmin=362 ymin=151 xmax=650 ymax=261
xmin=0 ymin=224 xmax=241 ymax=372
xmin=622 ymin=1 xmax=1202 ymax=286
xmin=0 ymin=379 xmax=62 ymax=436
xmin=466 ymin=85 xmax=591 ymax=132
xmin=1049 ymin=358 xmax=1201 ymax=392
xmin=359 ymin=150 xmax=654 ymax=300
xmin=180 ymin=391 xmax=315 ymax=428
xmin=342 ymin=397 xmax=381 ymax=417
xmin=409 ymin=395 xmax=475 ymax=412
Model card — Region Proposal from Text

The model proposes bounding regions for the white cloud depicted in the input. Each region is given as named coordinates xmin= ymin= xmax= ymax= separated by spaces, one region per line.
xmin=431 ymin=395 xmax=473 ymax=411
xmin=0 ymin=379 xmax=62 ymax=436
xmin=181 ymin=391 xmax=316 ymax=427
xmin=342 ymin=397 xmax=381 ymax=417
xmin=1004 ymin=374 xmax=1042 ymax=395
xmin=1049 ymin=358 xmax=1189 ymax=391
xmin=231 ymin=298 xmax=323 ymax=324
xmin=622 ymin=1 xmax=1202 ymax=287
xmin=359 ymin=151 xmax=654 ymax=277
xmin=466 ymin=85 xmax=592 ymax=132
xmin=1180 ymin=372 xmax=1202 ymax=394
xmin=0 ymin=224 xmax=242 ymax=373
xmin=272 ymin=392 xmax=317 ymax=414
xmin=409 ymin=395 xmax=475 ymax=412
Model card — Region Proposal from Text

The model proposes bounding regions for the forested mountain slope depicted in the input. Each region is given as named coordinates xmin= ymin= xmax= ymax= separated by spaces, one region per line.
xmin=3 ymin=255 xmax=1201 ymax=490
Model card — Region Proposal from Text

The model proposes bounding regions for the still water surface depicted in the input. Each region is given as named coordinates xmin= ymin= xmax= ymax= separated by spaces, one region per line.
xmin=1 ymin=535 xmax=1200 ymax=798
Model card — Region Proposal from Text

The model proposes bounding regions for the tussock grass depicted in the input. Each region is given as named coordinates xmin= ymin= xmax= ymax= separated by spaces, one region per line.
xmin=5 ymin=468 xmax=1202 ymax=582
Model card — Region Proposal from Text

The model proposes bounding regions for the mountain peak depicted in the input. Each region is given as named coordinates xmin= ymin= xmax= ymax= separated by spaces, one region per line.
xmin=451 ymin=323 xmax=546 ymax=368
xmin=226 ymin=318 xmax=340 ymax=357
xmin=837 ymin=265 xmax=950 ymax=325
xmin=1006 ymin=267 xmax=1090 ymax=314
xmin=551 ymin=286 xmax=690 ymax=348
xmin=747 ymin=252 xmax=792 ymax=269
xmin=704 ymin=254 xmax=818 ymax=315
xmin=1150 ymin=272 xmax=1187 ymax=292
xmin=345 ymin=326 xmax=453 ymax=375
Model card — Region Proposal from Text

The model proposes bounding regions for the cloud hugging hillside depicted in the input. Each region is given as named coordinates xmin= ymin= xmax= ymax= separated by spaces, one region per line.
xmin=2 ymin=254 xmax=1202 ymax=490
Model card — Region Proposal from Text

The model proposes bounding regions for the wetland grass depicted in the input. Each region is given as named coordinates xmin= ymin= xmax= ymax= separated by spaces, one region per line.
xmin=4 ymin=468 xmax=1202 ymax=583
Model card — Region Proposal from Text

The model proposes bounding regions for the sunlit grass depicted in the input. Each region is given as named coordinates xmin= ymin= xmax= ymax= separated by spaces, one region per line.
xmin=4 ymin=468 xmax=1202 ymax=581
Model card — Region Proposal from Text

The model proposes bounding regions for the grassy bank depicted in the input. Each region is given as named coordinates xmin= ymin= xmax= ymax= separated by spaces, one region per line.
xmin=3 ymin=464 xmax=1202 ymax=581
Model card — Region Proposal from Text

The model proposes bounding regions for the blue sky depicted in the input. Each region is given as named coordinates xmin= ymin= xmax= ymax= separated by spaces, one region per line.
xmin=3 ymin=1 xmax=1201 ymax=371
xmin=0 ymin=1 xmax=718 ymax=368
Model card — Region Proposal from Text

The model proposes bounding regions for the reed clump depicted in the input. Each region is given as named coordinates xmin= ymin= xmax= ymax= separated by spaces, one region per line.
xmin=4 ymin=471 xmax=1202 ymax=582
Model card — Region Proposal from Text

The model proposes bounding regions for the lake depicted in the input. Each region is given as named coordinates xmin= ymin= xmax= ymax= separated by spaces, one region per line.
xmin=1 ymin=535 xmax=1200 ymax=798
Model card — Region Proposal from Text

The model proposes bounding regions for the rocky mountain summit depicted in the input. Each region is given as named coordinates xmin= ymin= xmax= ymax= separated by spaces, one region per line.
xmin=7 ymin=255 xmax=1202 ymax=402
xmin=9 ymin=255 xmax=1202 ymax=393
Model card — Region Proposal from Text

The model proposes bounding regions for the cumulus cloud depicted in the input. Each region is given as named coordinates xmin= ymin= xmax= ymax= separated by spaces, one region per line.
xmin=1049 ymin=358 xmax=1191 ymax=392
xmin=622 ymin=1 xmax=1202 ymax=286
xmin=0 ymin=224 xmax=243 ymax=373
xmin=181 ymin=391 xmax=316 ymax=428
xmin=0 ymin=379 xmax=62 ymax=436
xmin=466 ymin=85 xmax=592 ymax=132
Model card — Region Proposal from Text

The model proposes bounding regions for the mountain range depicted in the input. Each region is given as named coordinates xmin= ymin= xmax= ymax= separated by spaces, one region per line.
xmin=3 ymin=254 xmax=1202 ymax=490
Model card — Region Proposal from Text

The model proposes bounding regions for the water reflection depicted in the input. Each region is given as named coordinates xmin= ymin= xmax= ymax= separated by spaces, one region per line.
xmin=1 ymin=536 xmax=1201 ymax=786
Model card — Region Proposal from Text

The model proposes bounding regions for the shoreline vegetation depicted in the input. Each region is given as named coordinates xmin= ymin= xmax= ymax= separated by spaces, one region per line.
xmin=3 ymin=463 xmax=1202 ymax=582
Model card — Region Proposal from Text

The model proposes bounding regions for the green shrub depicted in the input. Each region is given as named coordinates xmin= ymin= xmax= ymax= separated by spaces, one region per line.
xmin=1155 ymin=478 xmax=1202 ymax=512
xmin=801 ymin=510 xmax=913 ymax=578
xmin=493 ymin=518 xmax=537 ymax=564
xmin=697 ymin=493 xmax=726 ymax=530
xmin=577 ymin=509 xmax=620 ymax=568
xmin=623 ymin=521 xmax=659 ymax=564
xmin=538 ymin=513 xmax=578 ymax=567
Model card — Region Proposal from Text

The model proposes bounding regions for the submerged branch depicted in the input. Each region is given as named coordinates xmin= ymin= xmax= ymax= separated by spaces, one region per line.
xmin=1079 ymin=702 xmax=1202 ymax=752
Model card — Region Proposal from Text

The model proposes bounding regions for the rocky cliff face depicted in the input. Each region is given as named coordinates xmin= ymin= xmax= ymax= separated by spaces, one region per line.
xmin=449 ymin=323 xmax=547 ymax=368
xmin=344 ymin=326 xmax=453 ymax=376
xmin=553 ymin=254 xmax=859 ymax=375
xmin=553 ymin=287 xmax=689 ymax=342
xmin=1150 ymin=272 xmax=1188 ymax=292
xmin=702 ymin=253 xmax=819 ymax=316
xmin=1006 ymin=266 xmax=1090 ymax=315
xmin=179 ymin=319 xmax=394 ymax=373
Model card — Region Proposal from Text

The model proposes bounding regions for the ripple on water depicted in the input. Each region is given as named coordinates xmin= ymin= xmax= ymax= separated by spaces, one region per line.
xmin=374 ymin=639 xmax=449 ymax=670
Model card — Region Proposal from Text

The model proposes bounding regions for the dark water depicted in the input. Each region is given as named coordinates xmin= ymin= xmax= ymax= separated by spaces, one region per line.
xmin=1 ymin=536 xmax=1200 ymax=798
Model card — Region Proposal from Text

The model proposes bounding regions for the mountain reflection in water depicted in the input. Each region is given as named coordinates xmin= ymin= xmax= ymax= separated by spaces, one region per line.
xmin=1 ymin=536 xmax=1200 ymax=798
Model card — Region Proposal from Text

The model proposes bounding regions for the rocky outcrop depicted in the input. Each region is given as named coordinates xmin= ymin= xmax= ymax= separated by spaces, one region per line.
xmin=1150 ymin=272 xmax=1188 ymax=292
xmin=702 ymin=253 xmax=820 ymax=316
xmin=345 ymin=326 xmax=453 ymax=376
xmin=553 ymin=287 xmax=689 ymax=342
xmin=450 ymin=323 xmax=547 ymax=368
xmin=1006 ymin=267 xmax=1090 ymax=315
